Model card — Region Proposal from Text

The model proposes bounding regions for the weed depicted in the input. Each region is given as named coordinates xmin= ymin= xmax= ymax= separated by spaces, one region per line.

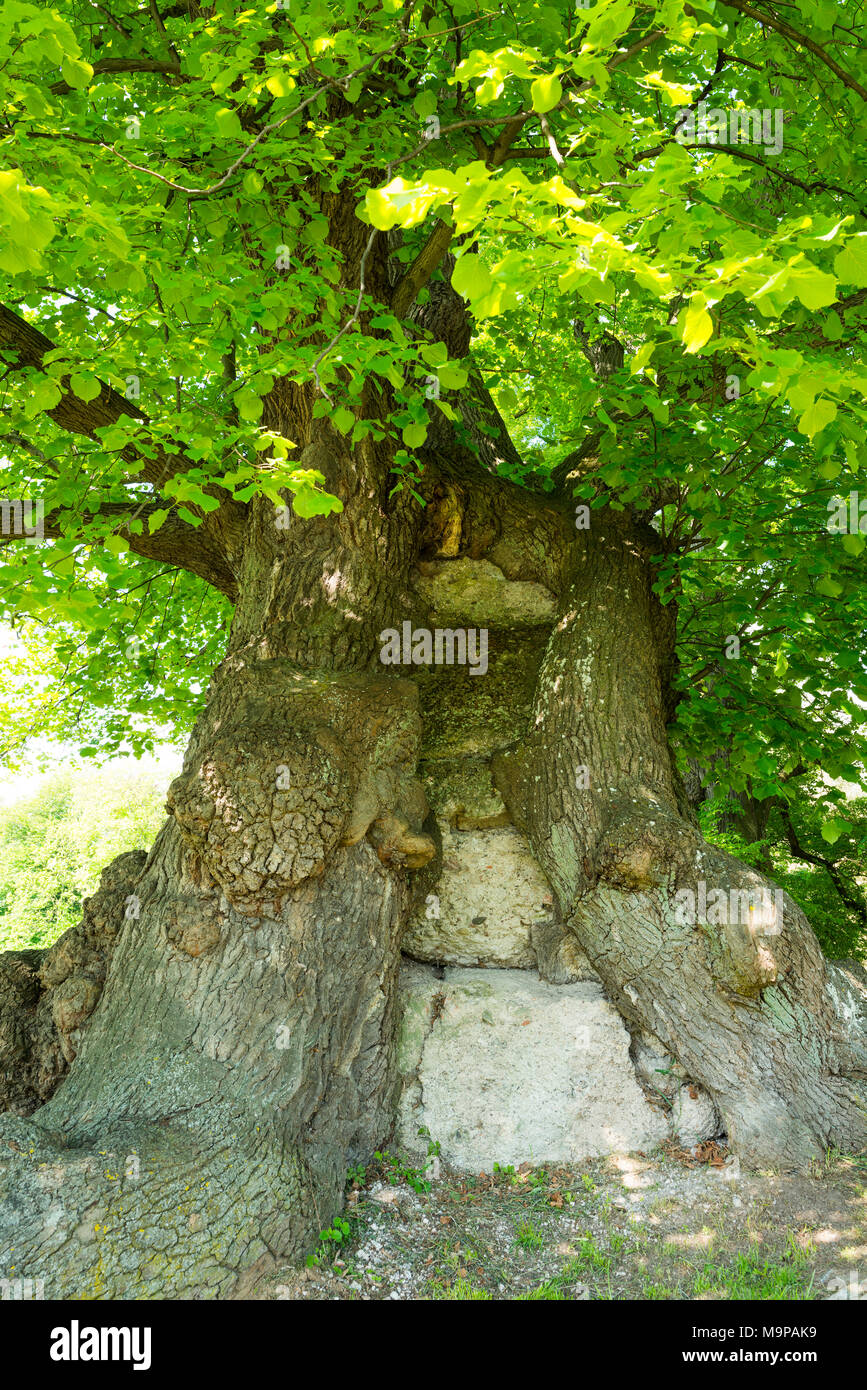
xmin=515 ymin=1219 xmax=545 ymax=1252
xmin=307 ymin=1216 xmax=354 ymax=1268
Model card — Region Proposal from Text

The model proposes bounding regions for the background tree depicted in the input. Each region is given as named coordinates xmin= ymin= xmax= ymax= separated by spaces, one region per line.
xmin=0 ymin=0 xmax=866 ymax=1297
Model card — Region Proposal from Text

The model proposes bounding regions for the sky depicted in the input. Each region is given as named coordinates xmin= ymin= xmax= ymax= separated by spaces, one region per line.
xmin=0 ymin=743 xmax=183 ymax=808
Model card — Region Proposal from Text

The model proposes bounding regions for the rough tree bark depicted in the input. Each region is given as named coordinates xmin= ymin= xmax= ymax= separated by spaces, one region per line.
xmin=1 ymin=218 xmax=865 ymax=1298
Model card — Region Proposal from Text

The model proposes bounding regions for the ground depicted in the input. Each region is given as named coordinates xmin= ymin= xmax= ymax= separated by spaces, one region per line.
xmin=238 ymin=1146 xmax=867 ymax=1302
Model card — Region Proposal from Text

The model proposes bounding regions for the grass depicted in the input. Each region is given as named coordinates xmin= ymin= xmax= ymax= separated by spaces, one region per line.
xmin=312 ymin=1151 xmax=863 ymax=1302
xmin=692 ymin=1243 xmax=814 ymax=1300
xmin=514 ymin=1219 xmax=544 ymax=1251
xmin=428 ymin=1277 xmax=493 ymax=1300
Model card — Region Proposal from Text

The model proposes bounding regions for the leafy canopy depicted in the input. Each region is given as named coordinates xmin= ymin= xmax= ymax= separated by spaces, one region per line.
xmin=0 ymin=0 xmax=864 ymax=859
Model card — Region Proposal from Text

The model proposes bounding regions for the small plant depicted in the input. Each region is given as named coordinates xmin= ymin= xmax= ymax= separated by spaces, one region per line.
xmin=517 ymin=1282 xmax=566 ymax=1300
xmin=374 ymin=1148 xmax=432 ymax=1193
xmin=692 ymin=1242 xmax=814 ymax=1300
xmin=515 ymin=1219 xmax=545 ymax=1251
xmin=569 ymin=1235 xmax=611 ymax=1274
xmin=306 ymin=1216 xmax=353 ymax=1267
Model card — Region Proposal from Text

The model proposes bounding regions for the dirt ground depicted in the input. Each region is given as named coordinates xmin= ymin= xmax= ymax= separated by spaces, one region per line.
xmin=243 ymin=1144 xmax=867 ymax=1301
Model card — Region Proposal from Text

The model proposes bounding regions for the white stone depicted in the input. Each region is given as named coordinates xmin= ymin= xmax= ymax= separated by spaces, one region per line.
xmin=402 ymin=825 xmax=596 ymax=973
xmin=369 ymin=1186 xmax=400 ymax=1206
xmin=671 ymin=1082 xmax=720 ymax=1147
xmin=402 ymin=826 xmax=547 ymax=968
xmin=412 ymin=557 xmax=557 ymax=627
xmin=396 ymin=964 xmax=668 ymax=1171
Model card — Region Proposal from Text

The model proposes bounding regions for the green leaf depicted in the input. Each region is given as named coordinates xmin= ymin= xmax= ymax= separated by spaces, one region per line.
xmin=25 ymin=377 xmax=63 ymax=418
xmin=292 ymin=486 xmax=343 ymax=518
xmin=798 ymin=397 xmax=836 ymax=440
xmin=841 ymin=532 xmax=865 ymax=556
xmin=265 ymin=72 xmax=296 ymax=99
xmin=815 ymin=575 xmax=843 ymax=597
xmin=235 ymin=388 xmax=263 ymax=422
xmin=413 ymin=90 xmax=438 ymax=119
xmin=834 ymin=234 xmax=867 ymax=287
xmin=451 ymin=254 xmax=492 ymax=300
xmin=215 ymin=106 xmax=244 ymax=139
xmin=530 ymin=75 xmax=562 ymax=114
xmin=61 ymin=56 xmax=93 ymax=89
xmin=820 ymin=817 xmax=849 ymax=845
xmin=437 ymin=365 xmax=468 ymax=391
xmin=402 ymin=422 xmax=428 ymax=448
xmin=69 ymin=373 xmax=101 ymax=403
xmin=682 ymin=297 xmax=713 ymax=353
xmin=332 ymin=407 xmax=355 ymax=435
xmin=789 ymin=264 xmax=837 ymax=311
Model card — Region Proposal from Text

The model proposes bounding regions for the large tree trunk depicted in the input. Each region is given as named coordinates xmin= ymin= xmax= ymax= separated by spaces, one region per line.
xmin=492 ymin=510 xmax=867 ymax=1167
xmin=2 ymin=206 xmax=865 ymax=1293
xmin=2 ymin=481 xmax=865 ymax=1297
xmin=0 ymin=462 xmax=435 ymax=1295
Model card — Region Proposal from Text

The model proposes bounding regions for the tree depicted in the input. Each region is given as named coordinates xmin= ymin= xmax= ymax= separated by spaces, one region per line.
xmin=0 ymin=0 xmax=866 ymax=1298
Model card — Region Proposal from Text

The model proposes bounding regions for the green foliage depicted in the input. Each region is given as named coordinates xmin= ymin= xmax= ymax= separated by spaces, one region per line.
xmin=514 ymin=1218 xmax=544 ymax=1251
xmin=692 ymin=1239 xmax=813 ymax=1300
xmin=373 ymin=1142 xmax=437 ymax=1194
xmin=0 ymin=0 xmax=864 ymax=835
xmin=427 ymin=1277 xmax=493 ymax=1300
xmin=306 ymin=1216 xmax=354 ymax=1268
xmin=699 ymin=789 xmax=867 ymax=960
xmin=0 ymin=757 xmax=173 ymax=951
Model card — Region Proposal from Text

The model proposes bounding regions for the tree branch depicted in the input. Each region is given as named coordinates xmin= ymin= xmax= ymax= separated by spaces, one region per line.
xmin=1 ymin=301 xmax=181 ymax=489
xmin=778 ymin=803 xmax=867 ymax=927
xmin=0 ymin=304 xmax=244 ymax=593
xmin=50 ymin=57 xmax=183 ymax=96
xmin=392 ymin=220 xmax=454 ymax=319
xmin=722 ymin=0 xmax=867 ymax=103
xmin=0 ymin=496 xmax=239 ymax=597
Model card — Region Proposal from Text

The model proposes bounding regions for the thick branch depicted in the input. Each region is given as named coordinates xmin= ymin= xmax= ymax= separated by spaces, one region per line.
xmin=0 ymin=305 xmax=243 ymax=593
xmin=0 ymin=497 xmax=239 ymax=597
xmin=1 ymin=301 xmax=202 ymax=490
xmin=50 ymin=56 xmax=182 ymax=96
xmin=392 ymin=220 xmax=454 ymax=319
